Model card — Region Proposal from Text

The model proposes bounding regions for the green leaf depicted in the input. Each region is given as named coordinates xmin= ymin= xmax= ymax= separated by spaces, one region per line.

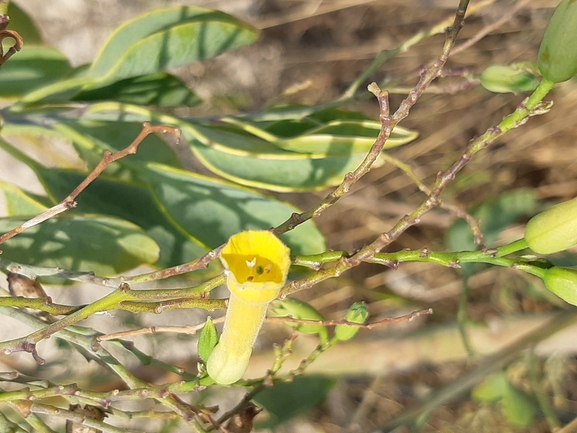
xmin=7 ymin=3 xmax=43 ymax=45
xmin=334 ymin=302 xmax=369 ymax=342
xmin=73 ymin=72 xmax=201 ymax=107
xmin=88 ymin=6 xmax=258 ymax=83
xmin=472 ymin=372 xmax=509 ymax=402
xmin=501 ymin=385 xmax=536 ymax=428
xmin=446 ymin=189 xmax=537 ymax=252
xmin=74 ymin=102 xmax=390 ymax=191
xmin=198 ymin=317 xmax=218 ymax=362
xmin=0 ymin=214 xmax=160 ymax=275
xmin=34 ymin=169 xmax=209 ymax=269
xmin=0 ymin=46 xmax=72 ymax=97
xmin=274 ymin=121 xmax=418 ymax=155
xmin=0 ymin=181 xmax=48 ymax=215
xmin=139 ymin=163 xmax=326 ymax=255
xmin=269 ymin=298 xmax=329 ymax=343
xmin=16 ymin=76 xmax=95 ymax=106
xmin=192 ymin=143 xmax=371 ymax=192
xmin=480 ymin=64 xmax=539 ymax=94
xmin=53 ymin=119 xmax=181 ymax=173
xmin=253 ymin=376 xmax=335 ymax=428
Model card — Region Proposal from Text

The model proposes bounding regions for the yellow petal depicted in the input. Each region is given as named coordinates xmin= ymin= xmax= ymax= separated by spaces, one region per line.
xmin=207 ymin=231 xmax=291 ymax=385
xmin=220 ymin=230 xmax=291 ymax=303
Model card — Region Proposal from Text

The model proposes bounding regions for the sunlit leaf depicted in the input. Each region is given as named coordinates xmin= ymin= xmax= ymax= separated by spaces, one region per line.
xmin=53 ymin=119 xmax=181 ymax=172
xmin=0 ymin=46 xmax=72 ymax=97
xmin=191 ymin=143 xmax=373 ymax=192
xmin=88 ymin=6 xmax=258 ymax=83
xmin=0 ymin=215 xmax=160 ymax=275
xmin=34 ymin=169 xmax=209 ymax=269
xmin=274 ymin=121 xmax=418 ymax=155
xmin=0 ymin=181 xmax=48 ymax=215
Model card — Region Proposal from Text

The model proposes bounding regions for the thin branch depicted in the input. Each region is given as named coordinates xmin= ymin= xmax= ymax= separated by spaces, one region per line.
xmin=342 ymin=0 xmax=496 ymax=99
xmin=268 ymin=308 xmax=432 ymax=329
xmin=0 ymin=29 xmax=23 ymax=67
xmin=451 ymin=0 xmax=532 ymax=56
xmin=96 ymin=317 xmax=225 ymax=342
xmin=273 ymin=0 xmax=471 ymax=238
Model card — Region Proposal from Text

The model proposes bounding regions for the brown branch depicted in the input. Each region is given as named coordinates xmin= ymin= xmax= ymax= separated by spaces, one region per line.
xmin=273 ymin=0 xmax=471 ymax=238
xmin=268 ymin=308 xmax=432 ymax=329
xmin=96 ymin=317 xmax=225 ymax=342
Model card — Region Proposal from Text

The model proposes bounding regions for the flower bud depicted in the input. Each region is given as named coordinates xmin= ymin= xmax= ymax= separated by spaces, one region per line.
xmin=538 ymin=0 xmax=577 ymax=83
xmin=524 ymin=196 xmax=577 ymax=254
xmin=480 ymin=64 xmax=539 ymax=94
xmin=270 ymin=298 xmax=328 ymax=343
xmin=334 ymin=302 xmax=369 ymax=342
xmin=543 ymin=267 xmax=577 ymax=306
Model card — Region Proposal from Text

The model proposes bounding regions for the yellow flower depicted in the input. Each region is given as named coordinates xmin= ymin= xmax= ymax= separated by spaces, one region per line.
xmin=207 ymin=230 xmax=291 ymax=385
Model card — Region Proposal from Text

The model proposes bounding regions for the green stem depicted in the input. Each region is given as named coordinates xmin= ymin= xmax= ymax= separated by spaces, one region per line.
xmin=495 ymin=239 xmax=528 ymax=256
xmin=471 ymin=78 xmax=555 ymax=155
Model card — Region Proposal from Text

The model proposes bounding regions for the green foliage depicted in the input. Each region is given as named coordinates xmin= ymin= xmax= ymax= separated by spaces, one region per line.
xmin=0 ymin=46 xmax=71 ymax=97
xmin=480 ymin=64 xmax=539 ymax=94
xmin=0 ymin=1 xmax=574 ymax=432
xmin=0 ymin=215 xmax=159 ymax=275
xmin=447 ymin=189 xmax=537 ymax=252
xmin=538 ymin=0 xmax=577 ymax=83
xmin=198 ymin=317 xmax=218 ymax=362
xmin=270 ymin=298 xmax=329 ymax=343
xmin=473 ymin=372 xmax=536 ymax=428
xmin=334 ymin=301 xmax=369 ymax=342
xmin=542 ymin=267 xmax=577 ymax=306
xmin=253 ymin=376 xmax=336 ymax=428
xmin=73 ymin=72 xmax=201 ymax=107
xmin=525 ymin=195 xmax=577 ymax=254
xmin=87 ymin=7 xmax=258 ymax=84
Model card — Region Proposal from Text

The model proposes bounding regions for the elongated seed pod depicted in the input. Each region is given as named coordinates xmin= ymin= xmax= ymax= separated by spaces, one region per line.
xmin=543 ymin=267 xmax=577 ymax=306
xmin=538 ymin=0 xmax=577 ymax=83
xmin=524 ymin=196 xmax=577 ymax=254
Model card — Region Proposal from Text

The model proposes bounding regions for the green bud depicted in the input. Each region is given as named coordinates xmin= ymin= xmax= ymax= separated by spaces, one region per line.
xmin=538 ymin=0 xmax=577 ymax=83
xmin=524 ymin=196 xmax=577 ymax=254
xmin=543 ymin=267 xmax=577 ymax=306
xmin=270 ymin=298 xmax=328 ymax=343
xmin=480 ymin=64 xmax=539 ymax=94
xmin=334 ymin=302 xmax=369 ymax=342
xmin=198 ymin=317 xmax=218 ymax=362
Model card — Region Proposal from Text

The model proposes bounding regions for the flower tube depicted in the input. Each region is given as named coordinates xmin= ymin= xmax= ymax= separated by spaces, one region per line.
xmin=207 ymin=230 xmax=291 ymax=385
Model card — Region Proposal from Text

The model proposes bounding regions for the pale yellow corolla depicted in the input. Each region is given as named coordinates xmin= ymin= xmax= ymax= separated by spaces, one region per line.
xmin=207 ymin=230 xmax=291 ymax=385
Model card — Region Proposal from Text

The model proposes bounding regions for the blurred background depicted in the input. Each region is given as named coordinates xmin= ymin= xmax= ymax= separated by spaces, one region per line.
xmin=2 ymin=0 xmax=577 ymax=432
